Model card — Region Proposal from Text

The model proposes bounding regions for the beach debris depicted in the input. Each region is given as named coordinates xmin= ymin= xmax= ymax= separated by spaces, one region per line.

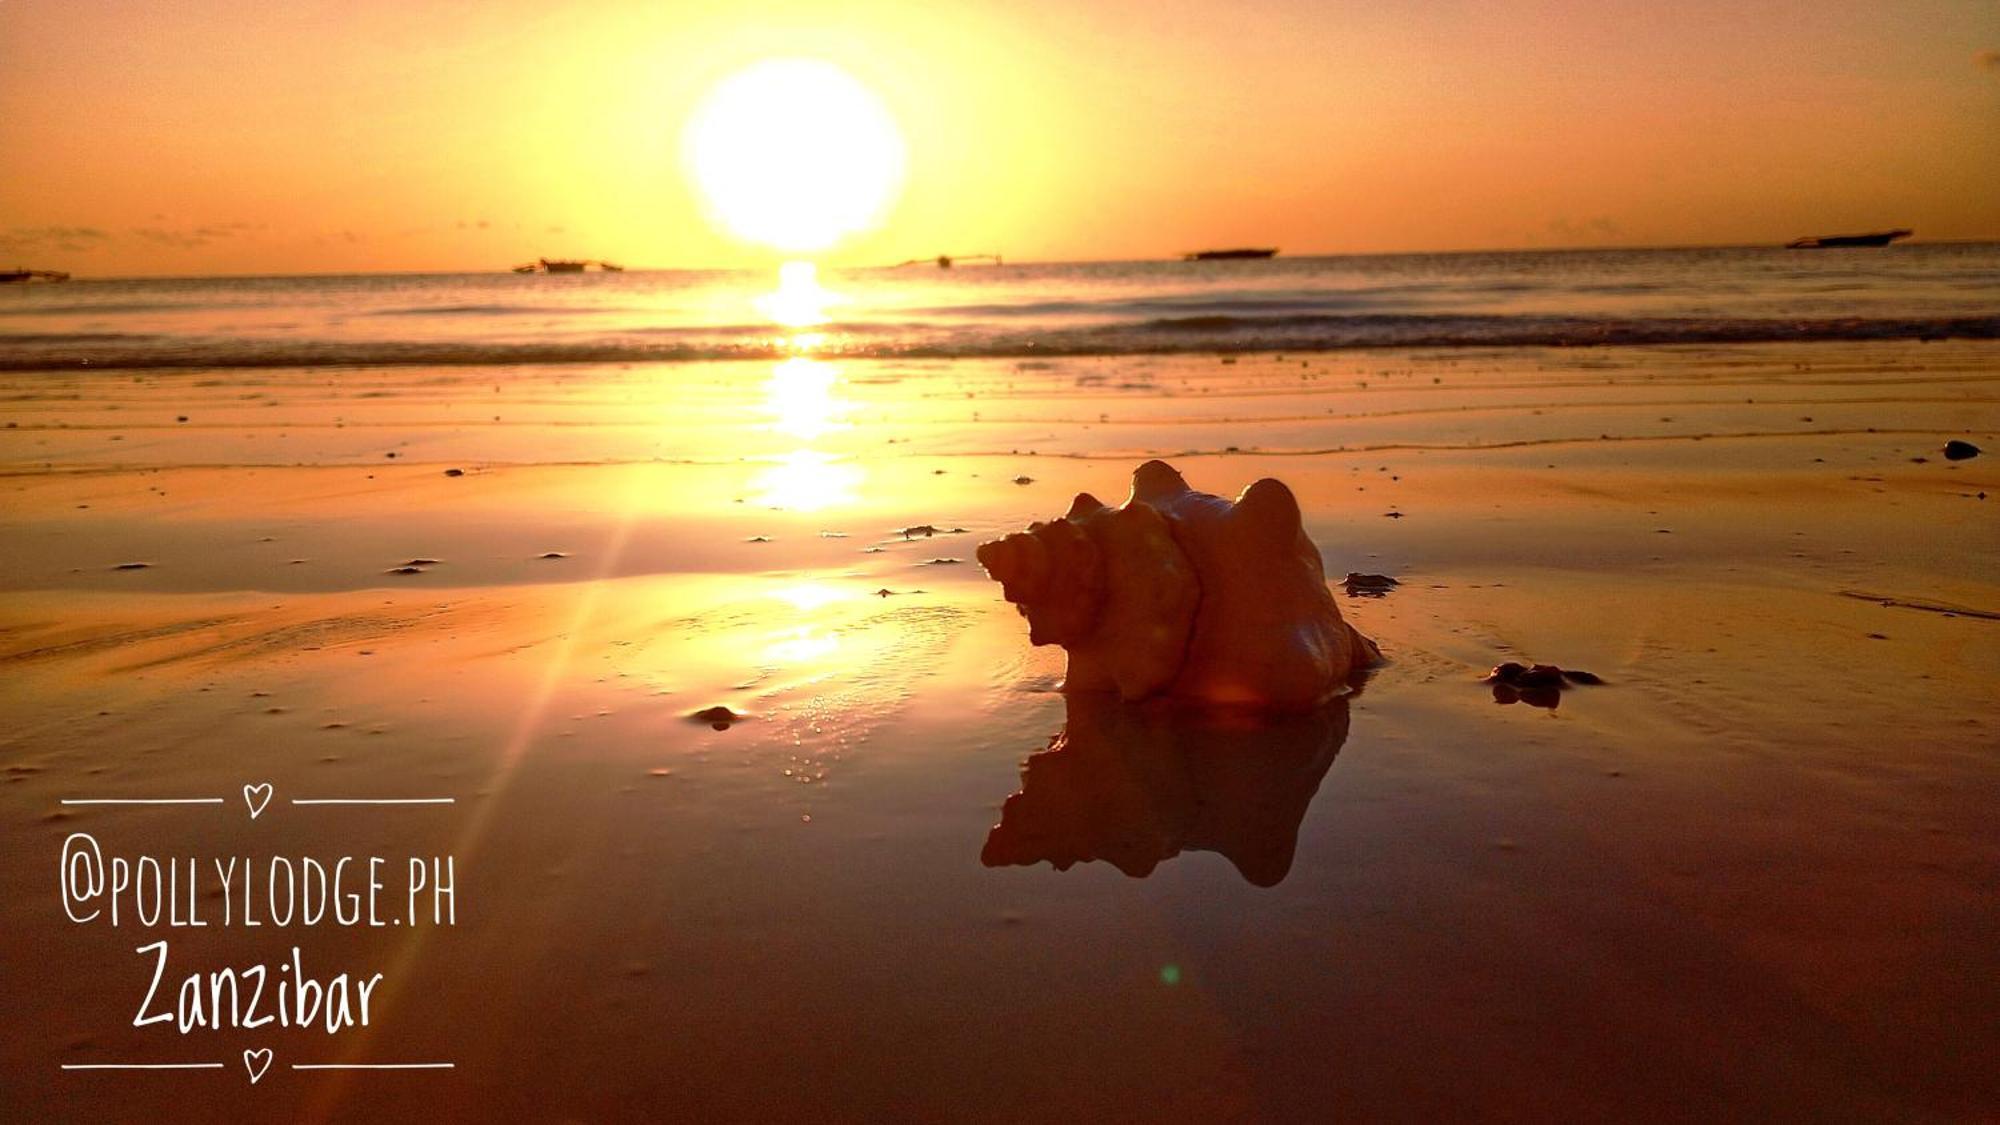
xmin=1943 ymin=440 xmax=1981 ymax=461
xmin=1013 ymin=476 xmax=1035 ymax=485
xmin=402 ymin=558 xmax=440 ymax=567
xmin=386 ymin=566 xmax=425 ymax=575
xmin=921 ymin=557 xmax=963 ymax=566
xmin=539 ymin=551 xmax=568 ymax=560
xmin=1343 ymin=572 xmax=1399 ymax=596
xmin=1837 ymin=589 xmax=2000 ymax=621
xmin=689 ymin=705 xmax=747 ymax=731
xmin=977 ymin=460 xmax=1379 ymax=710
xmin=899 ymin=524 xmax=968 ymax=539
xmin=745 ymin=535 xmax=771 ymax=543
xmin=111 ymin=561 xmax=152 ymax=570
xmin=443 ymin=468 xmax=465 ymax=477
xmin=1484 ymin=662 xmax=1604 ymax=709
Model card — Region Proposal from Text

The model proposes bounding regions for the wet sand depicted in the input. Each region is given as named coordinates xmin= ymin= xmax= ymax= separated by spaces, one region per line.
xmin=3 ymin=341 xmax=1997 ymax=1121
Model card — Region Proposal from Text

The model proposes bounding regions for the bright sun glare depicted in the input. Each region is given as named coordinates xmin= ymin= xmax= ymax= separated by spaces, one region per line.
xmin=684 ymin=59 xmax=908 ymax=253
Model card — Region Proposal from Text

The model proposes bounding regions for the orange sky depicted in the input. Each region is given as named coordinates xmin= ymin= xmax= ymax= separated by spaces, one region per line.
xmin=2 ymin=0 xmax=1996 ymax=275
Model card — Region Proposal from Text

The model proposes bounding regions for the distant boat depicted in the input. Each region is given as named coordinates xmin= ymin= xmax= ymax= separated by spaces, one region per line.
xmin=512 ymin=258 xmax=623 ymax=273
xmin=0 ymin=268 xmax=70 ymax=283
xmin=1183 ymin=248 xmax=1277 ymax=261
xmin=894 ymin=253 xmax=1002 ymax=269
xmin=1785 ymin=229 xmax=1912 ymax=249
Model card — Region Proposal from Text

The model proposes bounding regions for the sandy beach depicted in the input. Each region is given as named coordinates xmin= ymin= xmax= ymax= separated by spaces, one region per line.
xmin=2 ymin=339 xmax=1995 ymax=1120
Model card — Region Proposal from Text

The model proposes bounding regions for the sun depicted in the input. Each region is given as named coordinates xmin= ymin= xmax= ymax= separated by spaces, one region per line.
xmin=683 ymin=59 xmax=908 ymax=254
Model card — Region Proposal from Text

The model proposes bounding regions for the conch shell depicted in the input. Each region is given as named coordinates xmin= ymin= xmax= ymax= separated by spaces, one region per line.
xmin=977 ymin=460 xmax=1379 ymax=709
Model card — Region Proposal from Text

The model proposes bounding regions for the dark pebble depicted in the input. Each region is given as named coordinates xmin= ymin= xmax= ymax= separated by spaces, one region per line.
xmin=689 ymin=705 xmax=745 ymax=731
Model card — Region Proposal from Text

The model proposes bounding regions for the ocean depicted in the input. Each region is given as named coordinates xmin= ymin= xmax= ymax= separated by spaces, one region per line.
xmin=2 ymin=244 xmax=1996 ymax=370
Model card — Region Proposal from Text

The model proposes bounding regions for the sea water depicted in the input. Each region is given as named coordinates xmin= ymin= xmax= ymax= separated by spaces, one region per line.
xmin=1 ymin=243 xmax=1995 ymax=370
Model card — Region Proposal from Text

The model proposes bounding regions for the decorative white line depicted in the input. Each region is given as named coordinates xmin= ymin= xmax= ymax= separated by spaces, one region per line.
xmin=289 ymin=798 xmax=456 ymax=806
xmin=290 ymin=1063 xmax=455 ymax=1070
xmin=62 ymin=1063 xmax=225 ymax=1070
xmin=60 ymin=798 xmax=224 ymax=806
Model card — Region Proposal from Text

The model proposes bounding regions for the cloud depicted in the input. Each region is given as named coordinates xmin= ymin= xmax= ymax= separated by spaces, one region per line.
xmin=130 ymin=221 xmax=264 ymax=249
xmin=1977 ymin=49 xmax=2000 ymax=73
xmin=0 ymin=225 xmax=111 ymax=255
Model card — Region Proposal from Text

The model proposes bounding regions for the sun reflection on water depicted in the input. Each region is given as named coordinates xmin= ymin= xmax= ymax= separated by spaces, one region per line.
xmin=751 ymin=449 xmax=862 ymax=512
xmin=764 ymin=356 xmax=846 ymax=441
xmin=761 ymin=626 xmax=840 ymax=666
xmin=749 ymin=264 xmax=863 ymax=511
xmin=756 ymin=260 xmax=836 ymax=329
xmin=771 ymin=580 xmax=850 ymax=613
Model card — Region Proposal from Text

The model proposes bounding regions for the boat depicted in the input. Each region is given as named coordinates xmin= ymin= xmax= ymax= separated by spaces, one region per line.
xmin=1785 ymin=229 xmax=1912 ymax=249
xmin=0 ymin=268 xmax=70 ymax=283
xmin=893 ymin=253 xmax=1002 ymax=269
xmin=511 ymin=258 xmax=623 ymax=273
xmin=1182 ymin=248 xmax=1277 ymax=261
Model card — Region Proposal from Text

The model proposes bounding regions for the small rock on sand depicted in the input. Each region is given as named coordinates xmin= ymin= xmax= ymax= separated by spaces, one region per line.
xmin=1012 ymin=476 xmax=1034 ymax=485
xmin=1943 ymin=440 xmax=1981 ymax=461
xmin=539 ymin=551 xmax=568 ymax=560
xmin=1484 ymin=661 xmax=1605 ymax=708
xmin=689 ymin=705 xmax=746 ymax=731
xmin=111 ymin=562 xmax=152 ymax=571
xmin=1343 ymin=572 xmax=1399 ymax=596
xmin=443 ymin=468 xmax=465 ymax=477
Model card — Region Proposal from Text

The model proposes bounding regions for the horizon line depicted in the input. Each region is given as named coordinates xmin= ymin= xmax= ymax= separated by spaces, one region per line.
xmin=23 ymin=236 xmax=2000 ymax=283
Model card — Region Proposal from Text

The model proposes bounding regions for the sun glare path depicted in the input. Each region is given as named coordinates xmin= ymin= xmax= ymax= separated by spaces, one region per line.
xmin=757 ymin=260 xmax=835 ymax=329
xmin=764 ymin=355 xmax=845 ymax=440
xmin=752 ymin=449 xmax=863 ymax=512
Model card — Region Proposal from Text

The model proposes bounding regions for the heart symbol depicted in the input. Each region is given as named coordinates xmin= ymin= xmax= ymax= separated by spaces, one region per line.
xmin=243 ymin=1047 xmax=273 ymax=1084
xmin=243 ymin=783 xmax=273 ymax=820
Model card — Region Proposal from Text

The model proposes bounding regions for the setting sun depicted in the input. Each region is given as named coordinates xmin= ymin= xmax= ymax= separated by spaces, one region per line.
xmin=683 ymin=59 xmax=907 ymax=254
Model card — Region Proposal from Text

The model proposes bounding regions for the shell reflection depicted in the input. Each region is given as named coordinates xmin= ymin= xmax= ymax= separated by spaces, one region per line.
xmin=982 ymin=693 xmax=1350 ymax=887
